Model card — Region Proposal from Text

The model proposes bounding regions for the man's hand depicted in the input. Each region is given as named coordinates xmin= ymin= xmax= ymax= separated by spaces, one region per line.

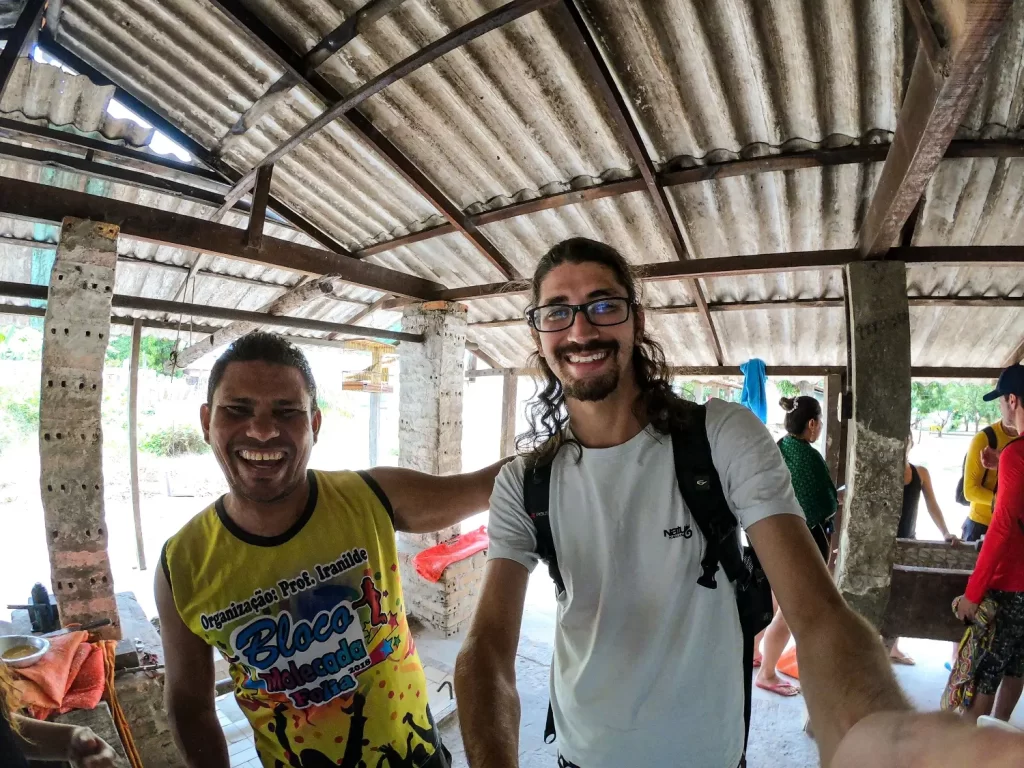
xmin=833 ymin=711 xmax=1024 ymax=767
xmin=982 ymin=445 xmax=1001 ymax=470
xmin=944 ymin=533 xmax=958 ymax=545
xmin=955 ymin=595 xmax=979 ymax=623
xmin=68 ymin=727 xmax=118 ymax=768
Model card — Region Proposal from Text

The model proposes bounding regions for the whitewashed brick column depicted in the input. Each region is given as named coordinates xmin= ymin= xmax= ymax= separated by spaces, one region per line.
xmin=398 ymin=302 xmax=484 ymax=635
xmin=40 ymin=218 xmax=121 ymax=641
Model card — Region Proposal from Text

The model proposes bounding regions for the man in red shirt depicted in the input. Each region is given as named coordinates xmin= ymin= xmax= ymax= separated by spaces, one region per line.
xmin=957 ymin=363 xmax=1024 ymax=722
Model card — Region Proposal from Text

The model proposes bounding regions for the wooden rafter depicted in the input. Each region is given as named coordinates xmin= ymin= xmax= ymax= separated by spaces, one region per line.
xmin=859 ymin=0 xmax=1013 ymax=257
xmin=211 ymin=0 xmax=522 ymax=279
xmin=35 ymin=30 xmax=355 ymax=260
xmin=217 ymin=0 xmax=556 ymax=224
xmin=302 ymin=0 xmax=411 ymax=73
xmin=0 ymin=280 xmax=422 ymax=345
xmin=172 ymin=275 xmax=358 ymax=369
xmin=0 ymin=176 xmax=444 ymax=298
xmin=437 ymin=246 xmax=1024 ymax=302
xmin=0 ymin=302 xmax=381 ymax=350
xmin=466 ymin=365 xmax=1004 ymax=380
xmin=3 ymin=110 xmax=1021 ymax=268
xmin=467 ymin=295 xmax=1024 ymax=327
xmin=557 ymin=0 xmax=723 ymax=364
xmin=0 ymin=0 xmax=45 ymax=99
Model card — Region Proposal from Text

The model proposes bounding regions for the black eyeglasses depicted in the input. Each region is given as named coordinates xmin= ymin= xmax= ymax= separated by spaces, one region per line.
xmin=526 ymin=297 xmax=633 ymax=333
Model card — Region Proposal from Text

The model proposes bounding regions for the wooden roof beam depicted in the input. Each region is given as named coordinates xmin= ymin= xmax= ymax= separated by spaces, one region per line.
xmin=0 ymin=280 xmax=422 ymax=344
xmin=438 ymin=246 xmax=1024 ymax=302
xmin=211 ymin=0 xmax=521 ymax=280
xmin=171 ymin=274 xmax=364 ymax=369
xmin=557 ymin=0 xmax=722 ymax=364
xmin=302 ymin=0 xmax=411 ymax=73
xmin=35 ymin=30 xmax=356 ymax=260
xmin=859 ymin=0 xmax=1013 ymax=257
xmin=217 ymin=0 xmax=555 ymax=227
xmin=0 ymin=176 xmax=444 ymax=298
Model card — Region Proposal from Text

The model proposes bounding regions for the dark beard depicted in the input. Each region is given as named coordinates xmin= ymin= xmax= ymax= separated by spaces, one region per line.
xmin=556 ymin=340 xmax=621 ymax=402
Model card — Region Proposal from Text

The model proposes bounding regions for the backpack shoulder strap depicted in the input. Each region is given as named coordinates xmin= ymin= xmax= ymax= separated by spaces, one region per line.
xmin=523 ymin=461 xmax=565 ymax=595
xmin=670 ymin=404 xmax=745 ymax=588
xmin=984 ymin=425 xmax=998 ymax=449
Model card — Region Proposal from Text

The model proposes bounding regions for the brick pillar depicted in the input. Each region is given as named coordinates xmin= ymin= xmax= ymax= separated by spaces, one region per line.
xmin=397 ymin=302 xmax=483 ymax=636
xmin=39 ymin=218 xmax=121 ymax=641
xmin=833 ymin=261 xmax=911 ymax=627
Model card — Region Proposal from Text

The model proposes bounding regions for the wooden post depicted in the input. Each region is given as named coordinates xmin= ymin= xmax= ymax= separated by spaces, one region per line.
xmin=128 ymin=319 xmax=146 ymax=570
xmin=824 ymin=373 xmax=842 ymax=484
xmin=247 ymin=164 xmax=274 ymax=250
xmin=368 ymin=391 xmax=381 ymax=466
xmin=500 ymin=371 xmax=517 ymax=457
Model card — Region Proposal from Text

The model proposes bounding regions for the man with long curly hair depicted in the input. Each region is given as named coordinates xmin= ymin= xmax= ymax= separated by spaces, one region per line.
xmin=453 ymin=238 xmax=1024 ymax=768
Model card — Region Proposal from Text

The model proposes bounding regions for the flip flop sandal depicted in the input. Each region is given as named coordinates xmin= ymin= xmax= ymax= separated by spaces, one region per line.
xmin=755 ymin=679 xmax=801 ymax=697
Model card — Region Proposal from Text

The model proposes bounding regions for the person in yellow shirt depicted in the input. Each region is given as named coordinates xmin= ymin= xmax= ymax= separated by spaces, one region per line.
xmin=962 ymin=395 xmax=1020 ymax=541
xmin=157 ymin=331 xmax=506 ymax=768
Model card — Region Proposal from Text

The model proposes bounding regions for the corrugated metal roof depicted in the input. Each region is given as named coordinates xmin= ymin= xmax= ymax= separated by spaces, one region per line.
xmin=580 ymin=0 xmax=906 ymax=169
xmin=0 ymin=0 xmax=26 ymax=29
xmin=0 ymin=58 xmax=154 ymax=147
xmin=0 ymin=0 xmax=1019 ymax=368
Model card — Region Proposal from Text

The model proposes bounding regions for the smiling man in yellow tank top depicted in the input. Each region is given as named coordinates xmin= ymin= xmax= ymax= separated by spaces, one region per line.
xmin=157 ymin=332 xmax=505 ymax=768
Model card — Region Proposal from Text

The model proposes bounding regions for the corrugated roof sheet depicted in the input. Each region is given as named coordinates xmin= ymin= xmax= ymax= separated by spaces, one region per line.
xmin=0 ymin=0 xmax=26 ymax=29
xmin=0 ymin=0 xmax=1019 ymax=368
xmin=0 ymin=58 xmax=154 ymax=147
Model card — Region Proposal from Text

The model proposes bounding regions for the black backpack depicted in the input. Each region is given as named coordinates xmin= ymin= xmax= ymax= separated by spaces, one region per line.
xmin=955 ymin=426 xmax=997 ymax=506
xmin=523 ymin=403 xmax=774 ymax=757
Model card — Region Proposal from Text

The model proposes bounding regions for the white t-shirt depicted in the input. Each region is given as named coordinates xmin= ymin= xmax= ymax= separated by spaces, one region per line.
xmin=487 ymin=399 xmax=803 ymax=768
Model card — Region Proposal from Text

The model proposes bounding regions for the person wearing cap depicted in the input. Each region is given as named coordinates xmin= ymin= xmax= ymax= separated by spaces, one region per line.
xmin=956 ymin=364 xmax=1024 ymax=723
xmin=961 ymin=366 xmax=1022 ymax=542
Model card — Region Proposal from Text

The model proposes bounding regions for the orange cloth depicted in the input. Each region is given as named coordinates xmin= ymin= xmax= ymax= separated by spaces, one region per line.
xmin=777 ymin=646 xmax=799 ymax=679
xmin=413 ymin=526 xmax=489 ymax=582
xmin=12 ymin=632 xmax=106 ymax=719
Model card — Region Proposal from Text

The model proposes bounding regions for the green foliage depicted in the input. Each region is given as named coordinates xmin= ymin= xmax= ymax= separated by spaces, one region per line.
xmin=776 ymin=380 xmax=800 ymax=398
xmin=0 ymin=327 xmax=42 ymax=361
xmin=140 ymin=425 xmax=209 ymax=457
xmin=105 ymin=334 xmax=180 ymax=376
xmin=911 ymin=381 xmax=1000 ymax=436
xmin=5 ymin=393 xmax=40 ymax=434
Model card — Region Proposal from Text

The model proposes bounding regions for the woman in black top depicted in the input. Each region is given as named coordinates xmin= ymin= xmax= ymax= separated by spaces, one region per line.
xmin=889 ymin=433 xmax=957 ymax=665
xmin=0 ymin=664 xmax=118 ymax=767
xmin=899 ymin=433 xmax=956 ymax=543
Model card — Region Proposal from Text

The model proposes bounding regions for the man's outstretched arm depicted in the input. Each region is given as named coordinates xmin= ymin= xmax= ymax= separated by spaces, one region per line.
xmin=454 ymin=559 xmax=530 ymax=768
xmin=367 ymin=458 xmax=511 ymax=533
xmin=747 ymin=514 xmax=909 ymax=764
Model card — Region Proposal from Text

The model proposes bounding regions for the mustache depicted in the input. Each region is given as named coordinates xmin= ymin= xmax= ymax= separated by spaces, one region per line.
xmin=554 ymin=340 xmax=619 ymax=361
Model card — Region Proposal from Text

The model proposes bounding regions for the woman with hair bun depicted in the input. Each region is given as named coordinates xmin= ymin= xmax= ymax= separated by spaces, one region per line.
xmin=754 ymin=395 xmax=838 ymax=696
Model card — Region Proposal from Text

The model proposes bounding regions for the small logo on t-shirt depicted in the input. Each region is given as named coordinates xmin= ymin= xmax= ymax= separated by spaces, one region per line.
xmin=664 ymin=525 xmax=693 ymax=540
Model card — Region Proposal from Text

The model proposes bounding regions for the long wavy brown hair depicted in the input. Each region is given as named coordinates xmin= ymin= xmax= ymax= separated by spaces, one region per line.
xmin=517 ymin=238 xmax=697 ymax=466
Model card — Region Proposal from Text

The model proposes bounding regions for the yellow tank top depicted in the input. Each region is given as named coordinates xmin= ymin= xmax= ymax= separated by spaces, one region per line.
xmin=162 ymin=470 xmax=443 ymax=768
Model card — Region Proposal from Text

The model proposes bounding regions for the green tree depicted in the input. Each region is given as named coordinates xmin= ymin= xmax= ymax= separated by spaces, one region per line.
xmin=911 ymin=381 xmax=956 ymax=436
xmin=105 ymin=334 xmax=180 ymax=376
xmin=949 ymin=382 xmax=1001 ymax=432
xmin=776 ymin=380 xmax=800 ymax=398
